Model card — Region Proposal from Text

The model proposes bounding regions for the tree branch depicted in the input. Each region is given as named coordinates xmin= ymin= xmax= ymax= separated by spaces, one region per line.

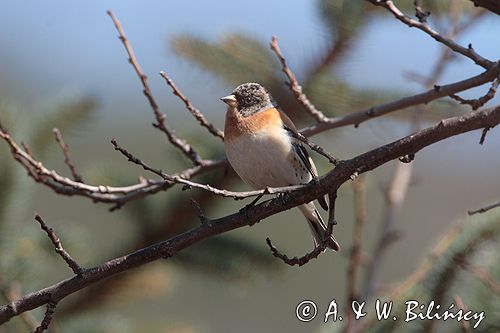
xmin=1 ymin=63 xmax=497 ymax=209
xmin=52 ymin=128 xmax=83 ymax=182
xmin=302 ymin=64 xmax=500 ymax=136
xmin=111 ymin=138 xmax=305 ymax=199
xmin=468 ymin=200 xmax=500 ymax=215
xmin=469 ymin=0 xmax=500 ymax=14
xmin=2 ymin=104 xmax=498 ymax=324
xmin=342 ymin=177 xmax=366 ymax=333
xmin=35 ymin=215 xmax=83 ymax=275
xmin=159 ymin=71 xmax=224 ymax=140
xmin=107 ymin=10 xmax=204 ymax=165
xmin=270 ymin=36 xmax=330 ymax=123
xmin=366 ymin=0 xmax=494 ymax=69
xmin=450 ymin=78 xmax=499 ymax=110
xmin=33 ymin=301 xmax=57 ymax=333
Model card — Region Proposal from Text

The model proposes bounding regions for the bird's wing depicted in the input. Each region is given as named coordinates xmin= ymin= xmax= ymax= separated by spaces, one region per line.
xmin=278 ymin=110 xmax=328 ymax=211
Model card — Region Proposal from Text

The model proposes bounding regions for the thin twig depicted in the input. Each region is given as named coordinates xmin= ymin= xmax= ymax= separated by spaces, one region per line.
xmin=52 ymin=128 xmax=83 ymax=182
xmin=468 ymin=200 xmax=500 ymax=215
xmin=479 ymin=126 xmax=490 ymax=144
xmin=362 ymin=160 xmax=411 ymax=299
xmin=366 ymin=0 xmax=493 ymax=69
xmin=302 ymin=64 xmax=500 ymax=136
xmin=265 ymin=238 xmax=326 ymax=266
xmin=450 ymin=78 xmax=499 ymax=110
xmin=266 ymin=191 xmax=339 ymax=266
xmin=453 ymin=295 xmax=471 ymax=333
xmin=111 ymin=138 xmax=304 ymax=199
xmin=159 ymin=71 xmax=224 ymax=140
xmin=342 ymin=177 xmax=366 ymax=333
xmin=190 ymin=199 xmax=209 ymax=224
xmin=107 ymin=10 xmax=204 ymax=165
xmin=270 ymin=36 xmax=329 ymax=123
xmin=34 ymin=215 xmax=83 ymax=275
xmin=1 ymin=64 xmax=498 ymax=208
xmin=414 ymin=0 xmax=430 ymax=23
xmin=288 ymin=130 xmax=339 ymax=165
xmin=459 ymin=260 xmax=500 ymax=295
xmin=33 ymin=301 xmax=57 ymax=333
xmin=0 ymin=124 xmax=227 ymax=209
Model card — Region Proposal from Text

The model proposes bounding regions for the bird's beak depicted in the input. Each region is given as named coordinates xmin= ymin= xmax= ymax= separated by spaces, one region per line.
xmin=220 ymin=94 xmax=237 ymax=106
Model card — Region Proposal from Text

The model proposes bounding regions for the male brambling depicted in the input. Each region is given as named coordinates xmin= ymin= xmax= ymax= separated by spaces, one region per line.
xmin=221 ymin=82 xmax=340 ymax=251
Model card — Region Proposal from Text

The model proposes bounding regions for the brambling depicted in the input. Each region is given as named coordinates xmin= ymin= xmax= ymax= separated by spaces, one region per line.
xmin=221 ymin=82 xmax=340 ymax=251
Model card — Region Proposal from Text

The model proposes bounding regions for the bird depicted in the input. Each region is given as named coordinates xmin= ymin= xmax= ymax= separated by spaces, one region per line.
xmin=221 ymin=82 xmax=340 ymax=251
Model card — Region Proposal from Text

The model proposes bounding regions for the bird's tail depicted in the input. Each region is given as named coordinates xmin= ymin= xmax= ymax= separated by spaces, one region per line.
xmin=299 ymin=203 xmax=340 ymax=251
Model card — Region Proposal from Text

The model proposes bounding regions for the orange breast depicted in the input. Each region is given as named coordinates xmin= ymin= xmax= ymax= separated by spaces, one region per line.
xmin=224 ymin=107 xmax=284 ymax=140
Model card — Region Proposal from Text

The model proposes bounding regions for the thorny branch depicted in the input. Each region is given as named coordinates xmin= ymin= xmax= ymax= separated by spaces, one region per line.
xmin=2 ymin=104 xmax=499 ymax=324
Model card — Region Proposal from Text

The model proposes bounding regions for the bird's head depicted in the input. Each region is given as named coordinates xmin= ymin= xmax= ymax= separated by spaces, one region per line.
xmin=221 ymin=82 xmax=273 ymax=116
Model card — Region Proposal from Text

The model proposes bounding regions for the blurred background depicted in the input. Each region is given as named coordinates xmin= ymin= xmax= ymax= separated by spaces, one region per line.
xmin=0 ymin=1 xmax=499 ymax=332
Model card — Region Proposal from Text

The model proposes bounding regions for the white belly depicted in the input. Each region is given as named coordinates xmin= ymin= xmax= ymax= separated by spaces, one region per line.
xmin=224 ymin=129 xmax=311 ymax=189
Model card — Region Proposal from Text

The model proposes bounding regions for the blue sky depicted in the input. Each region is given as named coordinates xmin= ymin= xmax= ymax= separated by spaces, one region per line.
xmin=0 ymin=0 xmax=498 ymax=117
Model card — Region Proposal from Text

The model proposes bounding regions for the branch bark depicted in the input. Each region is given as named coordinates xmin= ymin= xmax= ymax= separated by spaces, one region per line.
xmin=2 ymin=104 xmax=499 ymax=324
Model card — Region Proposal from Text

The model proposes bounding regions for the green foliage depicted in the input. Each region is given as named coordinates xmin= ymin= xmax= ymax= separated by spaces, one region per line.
xmin=320 ymin=0 xmax=366 ymax=40
xmin=363 ymin=213 xmax=499 ymax=333
xmin=172 ymin=33 xmax=279 ymax=89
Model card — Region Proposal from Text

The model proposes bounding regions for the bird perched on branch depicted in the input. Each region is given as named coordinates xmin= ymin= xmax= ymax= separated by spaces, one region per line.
xmin=221 ymin=82 xmax=340 ymax=251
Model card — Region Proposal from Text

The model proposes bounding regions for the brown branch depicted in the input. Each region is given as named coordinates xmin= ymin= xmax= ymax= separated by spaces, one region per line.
xmin=453 ymin=295 xmax=471 ymax=333
xmin=366 ymin=0 xmax=494 ymax=69
xmin=468 ymin=200 xmax=500 ymax=215
xmin=302 ymin=64 xmax=500 ymax=136
xmin=459 ymin=260 xmax=500 ymax=295
xmin=1 ymin=104 xmax=499 ymax=324
xmin=0 ymin=281 xmax=39 ymax=331
xmin=0 ymin=124 xmax=227 ymax=209
xmin=265 ymin=238 xmax=326 ymax=266
xmin=107 ymin=10 xmax=204 ymax=165
xmin=342 ymin=177 xmax=366 ymax=333
xmin=479 ymin=126 xmax=490 ymax=144
xmin=159 ymin=71 xmax=224 ymax=140
xmin=270 ymin=36 xmax=330 ymax=123
xmin=1 ymin=64 xmax=498 ymax=209
xmin=52 ymin=128 xmax=83 ymax=182
xmin=414 ymin=0 xmax=430 ymax=23
xmin=111 ymin=138 xmax=304 ymax=199
xmin=35 ymin=215 xmax=83 ymax=275
xmin=287 ymin=130 xmax=339 ymax=165
xmin=190 ymin=199 xmax=208 ymax=224
xmin=469 ymin=0 xmax=500 ymax=14
xmin=33 ymin=301 xmax=57 ymax=333
xmin=450 ymin=78 xmax=499 ymax=110
xmin=266 ymin=191 xmax=339 ymax=266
